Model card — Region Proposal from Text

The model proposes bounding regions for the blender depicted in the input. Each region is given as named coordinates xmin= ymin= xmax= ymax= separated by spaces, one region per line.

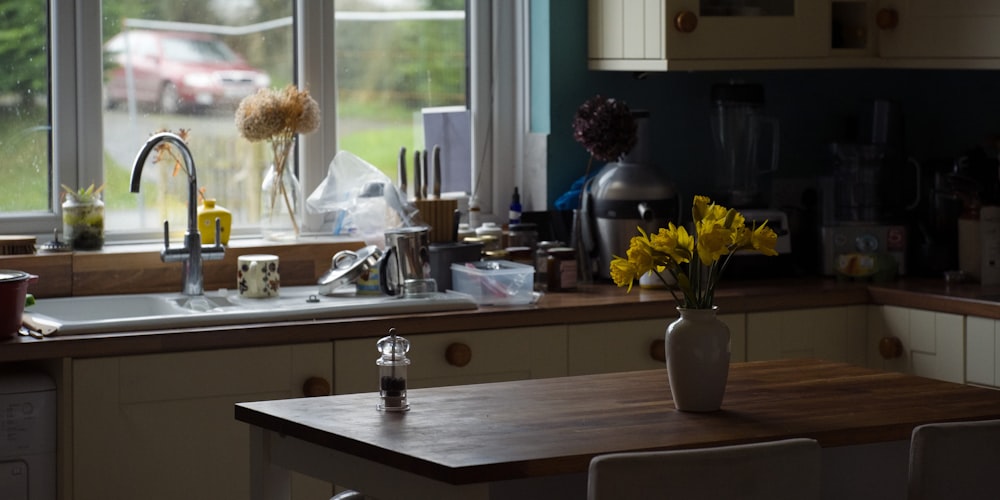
xmin=708 ymin=82 xmax=792 ymax=275
xmin=709 ymin=82 xmax=779 ymax=208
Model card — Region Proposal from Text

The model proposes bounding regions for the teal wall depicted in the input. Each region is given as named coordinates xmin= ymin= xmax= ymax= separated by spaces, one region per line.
xmin=541 ymin=0 xmax=1000 ymax=210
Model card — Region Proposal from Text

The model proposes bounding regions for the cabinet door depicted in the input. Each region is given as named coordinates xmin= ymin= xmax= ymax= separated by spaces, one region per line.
xmin=878 ymin=0 xmax=1000 ymax=58
xmin=567 ymin=314 xmax=746 ymax=375
xmin=867 ymin=305 xmax=964 ymax=383
xmin=966 ymin=315 xmax=1000 ymax=388
xmin=588 ymin=0 xmax=827 ymax=70
xmin=72 ymin=344 xmax=333 ymax=500
xmin=333 ymin=326 xmax=567 ymax=394
xmin=747 ymin=306 xmax=868 ymax=364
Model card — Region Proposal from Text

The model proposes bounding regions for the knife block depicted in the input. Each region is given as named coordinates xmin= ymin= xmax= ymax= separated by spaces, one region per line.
xmin=414 ymin=199 xmax=459 ymax=243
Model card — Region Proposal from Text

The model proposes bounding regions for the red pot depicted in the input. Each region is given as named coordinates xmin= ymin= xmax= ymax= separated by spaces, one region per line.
xmin=0 ymin=270 xmax=38 ymax=339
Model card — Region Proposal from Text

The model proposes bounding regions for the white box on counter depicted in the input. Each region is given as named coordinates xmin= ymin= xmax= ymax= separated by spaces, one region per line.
xmin=450 ymin=260 xmax=534 ymax=305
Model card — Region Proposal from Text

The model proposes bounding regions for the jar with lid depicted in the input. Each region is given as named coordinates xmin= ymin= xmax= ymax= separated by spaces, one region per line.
xmin=546 ymin=246 xmax=578 ymax=291
xmin=534 ymin=240 xmax=561 ymax=287
xmin=475 ymin=222 xmax=504 ymax=251
xmin=376 ymin=328 xmax=411 ymax=411
xmin=507 ymin=222 xmax=538 ymax=249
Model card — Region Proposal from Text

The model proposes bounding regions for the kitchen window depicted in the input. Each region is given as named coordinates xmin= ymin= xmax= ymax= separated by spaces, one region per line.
xmin=0 ymin=0 xmax=523 ymax=241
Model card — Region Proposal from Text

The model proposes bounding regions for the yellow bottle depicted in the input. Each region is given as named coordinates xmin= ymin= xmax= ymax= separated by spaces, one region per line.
xmin=197 ymin=199 xmax=232 ymax=245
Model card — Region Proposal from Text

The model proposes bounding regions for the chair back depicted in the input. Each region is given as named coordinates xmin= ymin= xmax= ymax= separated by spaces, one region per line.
xmin=587 ymin=438 xmax=821 ymax=500
xmin=908 ymin=418 xmax=1000 ymax=500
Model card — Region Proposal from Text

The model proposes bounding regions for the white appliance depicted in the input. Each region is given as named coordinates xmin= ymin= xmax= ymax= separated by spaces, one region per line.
xmin=0 ymin=370 xmax=56 ymax=500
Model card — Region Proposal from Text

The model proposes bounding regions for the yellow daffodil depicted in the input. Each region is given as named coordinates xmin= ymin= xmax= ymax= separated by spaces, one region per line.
xmin=610 ymin=195 xmax=779 ymax=309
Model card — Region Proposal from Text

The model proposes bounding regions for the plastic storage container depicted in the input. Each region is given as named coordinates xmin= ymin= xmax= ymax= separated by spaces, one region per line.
xmin=451 ymin=260 xmax=535 ymax=305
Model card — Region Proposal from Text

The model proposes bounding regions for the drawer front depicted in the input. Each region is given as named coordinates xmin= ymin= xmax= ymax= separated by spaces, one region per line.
xmin=334 ymin=326 xmax=567 ymax=394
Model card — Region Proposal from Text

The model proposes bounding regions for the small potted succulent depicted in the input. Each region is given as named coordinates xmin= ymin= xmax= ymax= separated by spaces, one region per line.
xmin=61 ymin=183 xmax=105 ymax=250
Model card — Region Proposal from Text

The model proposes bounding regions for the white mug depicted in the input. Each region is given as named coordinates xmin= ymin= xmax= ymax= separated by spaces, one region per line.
xmin=238 ymin=254 xmax=280 ymax=298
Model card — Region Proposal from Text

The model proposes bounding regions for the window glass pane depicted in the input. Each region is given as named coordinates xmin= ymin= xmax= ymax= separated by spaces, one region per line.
xmin=101 ymin=0 xmax=292 ymax=235
xmin=0 ymin=1 xmax=51 ymax=214
xmin=335 ymin=1 xmax=467 ymax=184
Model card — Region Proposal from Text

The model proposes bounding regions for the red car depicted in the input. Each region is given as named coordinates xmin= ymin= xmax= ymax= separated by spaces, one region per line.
xmin=104 ymin=30 xmax=271 ymax=114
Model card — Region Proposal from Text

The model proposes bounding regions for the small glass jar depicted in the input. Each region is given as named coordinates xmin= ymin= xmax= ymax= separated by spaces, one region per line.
xmin=507 ymin=222 xmax=538 ymax=249
xmin=62 ymin=197 xmax=105 ymax=250
xmin=376 ymin=329 xmax=411 ymax=412
xmin=546 ymin=246 xmax=578 ymax=291
xmin=475 ymin=222 xmax=504 ymax=251
xmin=534 ymin=241 xmax=561 ymax=287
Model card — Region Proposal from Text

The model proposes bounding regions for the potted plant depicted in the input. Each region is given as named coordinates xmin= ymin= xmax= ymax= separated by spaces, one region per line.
xmin=61 ymin=183 xmax=105 ymax=250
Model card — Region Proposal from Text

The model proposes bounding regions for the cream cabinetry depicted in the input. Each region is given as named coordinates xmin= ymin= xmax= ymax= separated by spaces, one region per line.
xmin=966 ymin=315 xmax=1000 ymax=388
xmin=877 ymin=0 xmax=1000 ymax=60
xmin=333 ymin=326 xmax=567 ymax=394
xmin=746 ymin=306 xmax=869 ymax=364
xmin=71 ymin=344 xmax=333 ymax=500
xmin=566 ymin=314 xmax=746 ymax=375
xmin=866 ymin=305 xmax=965 ymax=384
xmin=589 ymin=0 xmax=1000 ymax=70
xmin=588 ymin=0 xmax=827 ymax=71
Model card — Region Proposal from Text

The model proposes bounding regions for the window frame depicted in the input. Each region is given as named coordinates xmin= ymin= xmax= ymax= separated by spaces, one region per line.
xmin=14 ymin=0 xmax=532 ymax=241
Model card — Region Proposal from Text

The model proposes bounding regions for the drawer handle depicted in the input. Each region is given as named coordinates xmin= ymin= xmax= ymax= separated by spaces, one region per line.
xmin=674 ymin=11 xmax=698 ymax=34
xmin=879 ymin=336 xmax=904 ymax=360
xmin=875 ymin=8 xmax=898 ymax=30
xmin=650 ymin=338 xmax=666 ymax=363
xmin=302 ymin=376 xmax=331 ymax=397
xmin=445 ymin=342 xmax=473 ymax=367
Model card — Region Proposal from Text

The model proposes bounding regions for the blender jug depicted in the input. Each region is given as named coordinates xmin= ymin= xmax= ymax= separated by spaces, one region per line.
xmin=710 ymin=82 xmax=779 ymax=207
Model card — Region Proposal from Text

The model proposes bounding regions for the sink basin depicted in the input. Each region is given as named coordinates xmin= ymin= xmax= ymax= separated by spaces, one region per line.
xmin=26 ymin=286 xmax=478 ymax=335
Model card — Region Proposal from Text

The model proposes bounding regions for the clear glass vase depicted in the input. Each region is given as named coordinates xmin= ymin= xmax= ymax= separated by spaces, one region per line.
xmin=260 ymin=162 xmax=301 ymax=241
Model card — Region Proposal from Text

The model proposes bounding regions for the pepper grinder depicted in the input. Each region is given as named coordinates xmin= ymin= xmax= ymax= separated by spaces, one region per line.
xmin=376 ymin=328 xmax=411 ymax=411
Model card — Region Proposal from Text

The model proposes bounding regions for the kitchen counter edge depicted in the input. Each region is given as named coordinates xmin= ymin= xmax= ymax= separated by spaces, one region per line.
xmin=4 ymin=277 xmax=1000 ymax=362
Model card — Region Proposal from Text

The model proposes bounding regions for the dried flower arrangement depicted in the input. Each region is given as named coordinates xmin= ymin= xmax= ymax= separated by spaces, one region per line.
xmin=572 ymin=95 xmax=638 ymax=164
xmin=235 ymin=84 xmax=321 ymax=235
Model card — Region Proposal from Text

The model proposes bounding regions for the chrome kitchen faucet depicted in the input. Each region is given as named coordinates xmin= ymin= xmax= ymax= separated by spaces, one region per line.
xmin=130 ymin=132 xmax=225 ymax=296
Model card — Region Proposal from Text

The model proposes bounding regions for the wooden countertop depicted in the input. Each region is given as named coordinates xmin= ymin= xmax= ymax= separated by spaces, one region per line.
xmin=236 ymin=358 xmax=1000 ymax=486
xmin=6 ymin=276 xmax=1000 ymax=363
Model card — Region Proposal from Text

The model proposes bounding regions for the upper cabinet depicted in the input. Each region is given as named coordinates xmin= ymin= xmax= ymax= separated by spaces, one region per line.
xmin=588 ymin=0 xmax=828 ymax=71
xmin=876 ymin=0 xmax=1000 ymax=62
xmin=588 ymin=0 xmax=1000 ymax=71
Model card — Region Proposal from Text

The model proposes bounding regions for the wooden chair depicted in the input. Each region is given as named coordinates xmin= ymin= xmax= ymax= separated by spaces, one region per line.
xmin=908 ymin=419 xmax=1000 ymax=500
xmin=587 ymin=438 xmax=821 ymax=500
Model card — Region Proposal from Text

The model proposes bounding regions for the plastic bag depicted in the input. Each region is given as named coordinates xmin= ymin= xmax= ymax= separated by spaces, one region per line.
xmin=306 ymin=151 xmax=418 ymax=245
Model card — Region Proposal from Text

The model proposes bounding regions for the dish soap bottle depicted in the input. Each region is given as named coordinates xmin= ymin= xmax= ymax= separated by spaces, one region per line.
xmin=509 ymin=187 xmax=522 ymax=224
xmin=197 ymin=199 xmax=232 ymax=245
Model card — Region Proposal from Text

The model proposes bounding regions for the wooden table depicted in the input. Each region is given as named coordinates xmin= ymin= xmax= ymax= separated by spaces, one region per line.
xmin=235 ymin=359 xmax=1000 ymax=500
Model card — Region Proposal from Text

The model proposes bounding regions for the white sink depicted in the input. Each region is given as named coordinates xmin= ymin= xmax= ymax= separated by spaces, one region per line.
xmin=26 ymin=286 xmax=478 ymax=335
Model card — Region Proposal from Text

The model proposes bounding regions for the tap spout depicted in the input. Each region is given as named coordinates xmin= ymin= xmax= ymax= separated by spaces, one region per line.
xmin=130 ymin=132 xmax=223 ymax=296
xmin=130 ymin=132 xmax=198 ymax=234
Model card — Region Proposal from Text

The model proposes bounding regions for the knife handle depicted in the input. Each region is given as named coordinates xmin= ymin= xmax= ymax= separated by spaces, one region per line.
xmin=413 ymin=151 xmax=423 ymax=200
xmin=432 ymin=144 xmax=442 ymax=198
xmin=421 ymin=149 xmax=429 ymax=199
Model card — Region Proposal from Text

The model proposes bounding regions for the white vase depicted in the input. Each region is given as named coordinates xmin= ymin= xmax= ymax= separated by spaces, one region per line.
xmin=260 ymin=162 xmax=301 ymax=241
xmin=665 ymin=306 xmax=731 ymax=412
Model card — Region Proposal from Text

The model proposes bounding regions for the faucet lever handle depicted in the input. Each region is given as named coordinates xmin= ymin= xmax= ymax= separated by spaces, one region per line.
xmin=214 ymin=218 xmax=223 ymax=247
xmin=163 ymin=220 xmax=171 ymax=249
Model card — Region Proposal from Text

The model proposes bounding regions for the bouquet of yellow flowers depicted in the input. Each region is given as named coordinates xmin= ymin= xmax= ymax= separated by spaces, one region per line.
xmin=610 ymin=195 xmax=779 ymax=309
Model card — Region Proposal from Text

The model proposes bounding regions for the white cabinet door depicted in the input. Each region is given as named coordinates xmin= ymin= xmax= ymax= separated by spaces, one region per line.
xmin=867 ymin=305 xmax=965 ymax=383
xmin=567 ymin=314 xmax=746 ymax=375
xmin=747 ymin=306 xmax=868 ymax=364
xmin=334 ymin=326 xmax=567 ymax=394
xmin=878 ymin=0 xmax=1000 ymax=58
xmin=588 ymin=0 xmax=828 ymax=71
xmin=966 ymin=315 xmax=1000 ymax=388
xmin=72 ymin=344 xmax=333 ymax=500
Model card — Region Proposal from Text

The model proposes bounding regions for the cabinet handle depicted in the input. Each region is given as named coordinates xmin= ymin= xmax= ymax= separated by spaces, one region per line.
xmin=302 ymin=376 xmax=331 ymax=397
xmin=875 ymin=8 xmax=899 ymax=30
xmin=674 ymin=11 xmax=698 ymax=33
xmin=445 ymin=342 xmax=473 ymax=367
xmin=650 ymin=338 xmax=666 ymax=363
xmin=879 ymin=336 xmax=904 ymax=360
